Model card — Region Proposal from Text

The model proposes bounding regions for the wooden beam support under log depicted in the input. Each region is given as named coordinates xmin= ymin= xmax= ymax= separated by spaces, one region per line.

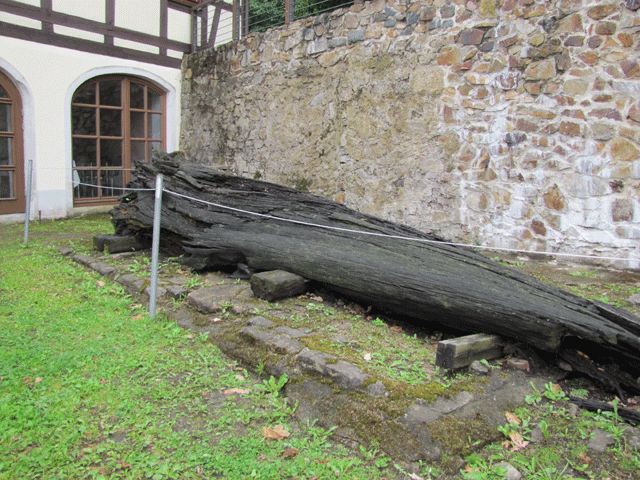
xmin=436 ymin=333 xmax=504 ymax=370
xmin=111 ymin=153 xmax=640 ymax=393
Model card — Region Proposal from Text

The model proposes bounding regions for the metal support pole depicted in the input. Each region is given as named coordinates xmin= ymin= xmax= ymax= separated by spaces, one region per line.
xmin=23 ymin=159 xmax=33 ymax=245
xmin=149 ymin=174 xmax=163 ymax=317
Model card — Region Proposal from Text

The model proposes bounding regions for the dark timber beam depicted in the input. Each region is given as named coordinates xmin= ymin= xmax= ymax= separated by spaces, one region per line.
xmin=0 ymin=0 xmax=190 ymax=53
xmin=0 ymin=22 xmax=182 ymax=68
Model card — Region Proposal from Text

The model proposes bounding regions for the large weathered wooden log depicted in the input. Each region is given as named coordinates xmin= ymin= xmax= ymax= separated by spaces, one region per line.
xmin=112 ymin=154 xmax=640 ymax=389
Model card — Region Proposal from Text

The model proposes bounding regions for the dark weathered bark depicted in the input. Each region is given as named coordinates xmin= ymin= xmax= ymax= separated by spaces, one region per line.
xmin=112 ymin=154 xmax=640 ymax=389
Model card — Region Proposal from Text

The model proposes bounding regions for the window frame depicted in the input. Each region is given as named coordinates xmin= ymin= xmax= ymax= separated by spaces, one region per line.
xmin=71 ymin=75 xmax=166 ymax=206
xmin=0 ymin=70 xmax=25 ymax=215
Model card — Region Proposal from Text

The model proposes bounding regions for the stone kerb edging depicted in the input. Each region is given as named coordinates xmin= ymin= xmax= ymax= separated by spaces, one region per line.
xmin=61 ymin=245 xmax=549 ymax=468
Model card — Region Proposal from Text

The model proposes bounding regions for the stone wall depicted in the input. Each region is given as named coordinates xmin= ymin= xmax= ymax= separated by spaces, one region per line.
xmin=180 ymin=0 xmax=640 ymax=268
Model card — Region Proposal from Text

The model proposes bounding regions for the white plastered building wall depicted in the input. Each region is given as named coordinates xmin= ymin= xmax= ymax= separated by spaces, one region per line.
xmin=0 ymin=0 xmax=194 ymax=222
xmin=0 ymin=38 xmax=182 ymax=221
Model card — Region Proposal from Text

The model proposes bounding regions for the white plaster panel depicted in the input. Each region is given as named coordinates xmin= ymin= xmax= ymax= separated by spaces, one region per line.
xmin=0 ymin=12 xmax=41 ymax=29
xmin=114 ymin=0 xmax=160 ymax=36
xmin=54 ymin=25 xmax=104 ymax=43
xmin=12 ymin=0 xmax=40 ymax=6
xmin=114 ymin=38 xmax=159 ymax=54
xmin=52 ymin=0 xmax=105 ymax=22
xmin=0 ymin=36 xmax=181 ymax=220
xmin=167 ymin=8 xmax=191 ymax=43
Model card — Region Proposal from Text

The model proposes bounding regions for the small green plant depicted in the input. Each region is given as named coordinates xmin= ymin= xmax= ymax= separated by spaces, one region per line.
xmin=461 ymin=453 xmax=507 ymax=480
xmin=569 ymin=388 xmax=589 ymax=399
xmin=525 ymin=382 xmax=543 ymax=405
xmin=371 ymin=317 xmax=386 ymax=327
xmin=257 ymin=374 xmax=288 ymax=397
xmin=184 ymin=276 xmax=203 ymax=289
xmin=306 ymin=302 xmax=335 ymax=317
xmin=543 ymin=382 xmax=567 ymax=402
xmin=538 ymin=419 xmax=549 ymax=440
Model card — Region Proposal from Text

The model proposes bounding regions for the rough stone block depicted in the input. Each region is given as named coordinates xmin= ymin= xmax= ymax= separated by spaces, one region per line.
xmin=240 ymin=326 xmax=303 ymax=355
xmin=347 ymin=29 xmax=365 ymax=43
xmin=166 ymin=284 xmax=188 ymax=299
xmin=187 ymin=284 xmax=252 ymax=314
xmin=90 ymin=262 xmax=116 ymax=277
xmin=250 ymin=270 xmax=307 ymax=301
xmin=247 ymin=316 xmax=274 ymax=328
xmin=117 ymin=274 xmax=146 ymax=294
xmin=296 ymin=348 xmax=368 ymax=389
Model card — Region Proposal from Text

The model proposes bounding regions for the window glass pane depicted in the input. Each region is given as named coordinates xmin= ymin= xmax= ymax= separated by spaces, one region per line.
xmin=0 ymin=104 xmax=12 ymax=132
xmin=148 ymin=113 xmax=161 ymax=139
xmin=0 ymin=85 xmax=8 ymax=99
xmin=101 ymin=139 xmax=122 ymax=167
xmin=100 ymin=170 xmax=123 ymax=197
xmin=72 ymin=138 xmax=96 ymax=167
xmin=148 ymin=141 xmax=163 ymax=161
xmin=131 ymin=141 xmax=145 ymax=163
xmin=72 ymin=106 xmax=96 ymax=135
xmin=0 ymin=171 xmax=14 ymax=199
xmin=99 ymin=80 xmax=122 ymax=106
xmin=131 ymin=83 xmax=145 ymax=109
xmin=0 ymin=137 xmax=12 ymax=166
xmin=131 ymin=112 xmax=145 ymax=138
xmin=73 ymin=82 xmax=96 ymax=104
xmin=99 ymin=109 xmax=121 ymax=136
xmin=75 ymin=170 xmax=98 ymax=198
xmin=148 ymin=90 xmax=162 ymax=111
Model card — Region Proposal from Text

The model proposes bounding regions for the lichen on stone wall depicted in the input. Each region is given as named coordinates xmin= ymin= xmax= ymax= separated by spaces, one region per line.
xmin=181 ymin=0 xmax=640 ymax=268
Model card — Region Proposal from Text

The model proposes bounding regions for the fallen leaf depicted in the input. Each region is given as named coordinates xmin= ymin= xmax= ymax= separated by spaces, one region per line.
xmin=0 ymin=376 xmax=4 ymax=383
xmin=223 ymin=388 xmax=250 ymax=395
xmin=509 ymin=431 xmax=529 ymax=452
xmin=263 ymin=425 xmax=290 ymax=441
xmin=23 ymin=376 xmax=32 ymax=385
xmin=281 ymin=447 xmax=298 ymax=459
xmin=390 ymin=325 xmax=403 ymax=333
xmin=235 ymin=374 xmax=245 ymax=381
xmin=363 ymin=352 xmax=372 ymax=362
xmin=578 ymin=453 xmax=592 ymax=465
xmin=132 ymin=314 xmax=143 ymax=321
xmin=186 ymin=334 xmax=194 ymax=340
xmin=501 ymin=440 xmax=511 ymax=449
xmin=96 ymin=280 xmax=105 ymax=288
xmin=117 ymin=460 xmax=131 ymax=470
xmin=504 ymin=411 xmax=521 ymax=425
xmin=550 ymin=383 xmax=563 ymax=394
xmin=212 ymin=317 xmax=222 ymax=323
xmin=34 ymin=377 xmax=43 ymax=384
xmin=100 ymin=378 xmax=107 ymax=385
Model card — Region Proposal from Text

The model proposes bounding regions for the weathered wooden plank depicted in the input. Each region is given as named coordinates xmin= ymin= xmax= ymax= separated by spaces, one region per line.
xmin=250 ymin=270 xmax=308 ymax=301
xmin=436 ymin=333 xmax=504 ymax=370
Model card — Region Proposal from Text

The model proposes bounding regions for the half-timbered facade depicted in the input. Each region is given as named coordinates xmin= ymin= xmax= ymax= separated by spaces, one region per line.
xmin=0 ymin=0 xmax=239 ymax=220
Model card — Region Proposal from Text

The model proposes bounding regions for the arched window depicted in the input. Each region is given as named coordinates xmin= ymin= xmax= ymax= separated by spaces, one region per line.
xmin=71 ymin=76 xmax=166 ymax=205
xmin=0 ymin=70 xmax=24 ymax=215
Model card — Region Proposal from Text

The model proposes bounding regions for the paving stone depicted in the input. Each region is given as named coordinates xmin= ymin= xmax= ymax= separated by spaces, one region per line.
xmin=296 ymin=348 xmax=368 ymax=389
xmin=72 ymin=253 xmax=94 ymax=267
xmin=530 ymin=424 xmax=544 ymax=443
xmin=166 ymin=284 xmax=188 ymax=299
xmin=623 ymin=427 xmax=640 ymax=450
xmin=627 ymin=293 xmax=640 ymax=306
xmin=144 ymin=285 xmax=167 ymax=299
xmin=187 ymin=284 xmax=252 ymax=314
xmin=58 ymin=246 xmax=73 ymax=256
xmin=506 ymin=358 xmax=530 ymax=372
xmin=366 ymin=381 xmax=388 ymax=397
xmin=402 ymin=391 xmax=474 ymax=425
xmin=273 ymin=326 xmax=309 ymax=338
xmin=117 ymin=274 xmax=146 ymax=294
xmin=247 ymin=316 xmax=274 ymax=328
xmin=89 ymin=261 xmax=116 ymax=277
xmin=469 ymin=360 xmax=490 ymax=375
xmin=588 ymin=429 xmax=614 ymax=453
xmin=240 ymin=326 xmax=303 ymax=354
xmin=495 ymin=462 xmax=522 ymax=480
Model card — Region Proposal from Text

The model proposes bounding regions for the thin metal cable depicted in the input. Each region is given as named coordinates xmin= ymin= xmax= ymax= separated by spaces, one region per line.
xmin=73 ymin=181 xmax=154 ymax=192
xmin=162 ymin=188 xmax=639 ymax=263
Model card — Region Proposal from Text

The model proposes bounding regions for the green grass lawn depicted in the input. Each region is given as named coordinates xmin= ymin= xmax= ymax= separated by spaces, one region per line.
xmin=0 ymin=217 xmax=392 ymax=480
